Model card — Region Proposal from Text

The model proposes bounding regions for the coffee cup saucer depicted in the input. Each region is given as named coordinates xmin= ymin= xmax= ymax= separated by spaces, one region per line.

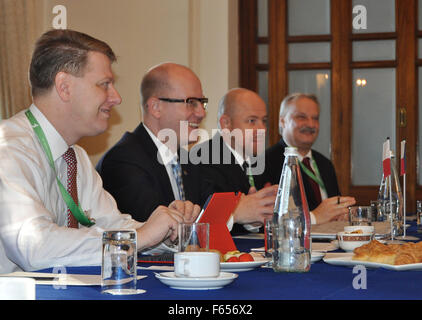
xmin=155 ymin=271 xmax=238 ymax=290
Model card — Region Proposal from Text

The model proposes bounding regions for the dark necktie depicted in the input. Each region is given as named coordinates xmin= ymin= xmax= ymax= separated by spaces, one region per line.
xmin=63 ymin=148 xmax=79 ymax=228
xmin=302 ymin=157 xmax=322 ymax=205
xmin=171 ymin=160 xmax=186 ymax=201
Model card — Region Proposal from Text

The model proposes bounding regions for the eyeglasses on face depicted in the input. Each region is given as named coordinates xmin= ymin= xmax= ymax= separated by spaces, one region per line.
xmin=158 ymin=97 xmax=208 ymax=110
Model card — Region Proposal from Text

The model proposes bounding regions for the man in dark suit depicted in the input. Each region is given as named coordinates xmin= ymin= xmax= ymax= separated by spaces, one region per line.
xmin=262 ymin=93 xmax=355 ymax=224
xmin=97 ymin=63 xmax=276 ymax=230
xmin=191 ymin=88 xmax=276 ymax=233
xmin=96 ymin=63 xmax=208 ymax=222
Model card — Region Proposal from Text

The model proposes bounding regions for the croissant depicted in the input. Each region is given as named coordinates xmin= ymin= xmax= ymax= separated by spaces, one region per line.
xmin=352 ymin=240 xmax=422 ymax=265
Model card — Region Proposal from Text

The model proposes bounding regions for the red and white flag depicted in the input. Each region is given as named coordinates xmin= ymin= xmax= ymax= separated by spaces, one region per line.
xmin=382 ymin=139 xmax=391 ymax=177
xmin=400 ymin=140 xmax=406 ymax=176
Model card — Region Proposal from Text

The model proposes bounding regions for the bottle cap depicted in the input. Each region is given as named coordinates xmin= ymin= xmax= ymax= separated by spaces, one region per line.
xmin=284 ymin=147 xmax=298 ymax=156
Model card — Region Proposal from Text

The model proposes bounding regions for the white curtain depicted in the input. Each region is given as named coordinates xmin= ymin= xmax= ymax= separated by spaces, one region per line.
xmin=0 ymin=0 xmax=43 ymax=119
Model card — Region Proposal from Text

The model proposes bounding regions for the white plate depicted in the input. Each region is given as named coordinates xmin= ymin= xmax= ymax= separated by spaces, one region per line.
xmin=311 ymin=223 xmax=410 ymax=240
xmin=155 ymin=272 xmax=238 ymax=290
xmin=323 ymin=252 xmax=422 ymax=271
xmin=312 ymin=240 xmax=339 ymax=252
xmin=311 ymin=251 xmax=325 ymax=263
xmin=220 ymin=259 xmax=270 ymax=272
xmin=312 ymin=232 xmax=389 ymax=241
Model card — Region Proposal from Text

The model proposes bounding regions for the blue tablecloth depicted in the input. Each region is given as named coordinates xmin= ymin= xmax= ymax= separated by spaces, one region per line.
xmin=35 ymin=223 xmax=422 ymax=301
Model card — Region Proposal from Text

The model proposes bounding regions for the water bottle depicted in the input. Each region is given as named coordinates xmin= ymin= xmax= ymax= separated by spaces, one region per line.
xmin=272 ymin=147 xmax=311 ymax=272
xmin=377 ymin=152 xmax=404 ymax=238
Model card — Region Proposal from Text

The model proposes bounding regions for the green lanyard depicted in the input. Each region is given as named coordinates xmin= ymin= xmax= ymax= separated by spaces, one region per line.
xmin=246 ymin=167 xmax=255 ymax=188
xmin=299 ymin=156 xmax=326 ymax=194
xmin=25 ymin=110 xmax=95 ymax=227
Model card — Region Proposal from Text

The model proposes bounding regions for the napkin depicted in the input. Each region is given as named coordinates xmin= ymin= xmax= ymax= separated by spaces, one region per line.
xmin=311 ymin=221 xmax=392 ymax=235
xmin=0 ymin=271 xmax=146 ymax=286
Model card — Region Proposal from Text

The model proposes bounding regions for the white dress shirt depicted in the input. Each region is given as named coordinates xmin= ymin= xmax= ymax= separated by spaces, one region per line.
xmin=143 ymin=125 xmax=235 ymax=230
xmin=221 ymin=137 xmax=261 ymax=233
xmin=0 ymin=105 xmax=144 ymax=273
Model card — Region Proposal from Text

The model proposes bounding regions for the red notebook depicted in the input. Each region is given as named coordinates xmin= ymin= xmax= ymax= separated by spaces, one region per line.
xmin=196 ymin=192 xmax=241 ymax=254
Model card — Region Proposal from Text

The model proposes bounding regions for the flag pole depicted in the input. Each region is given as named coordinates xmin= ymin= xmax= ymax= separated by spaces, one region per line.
xmin=403 ymin=173 xmax=406 ymax=238
xmin=383 ymin=138 xmax=394 ymax=241
xmin=401 ymin=140 xmax=406 ymax=238
xmin=389 ymin=159 xmax=393 ymax=241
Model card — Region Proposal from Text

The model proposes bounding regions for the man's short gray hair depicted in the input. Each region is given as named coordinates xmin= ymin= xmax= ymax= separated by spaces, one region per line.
xmin=278 ymin=92 xmax=320 ymax=135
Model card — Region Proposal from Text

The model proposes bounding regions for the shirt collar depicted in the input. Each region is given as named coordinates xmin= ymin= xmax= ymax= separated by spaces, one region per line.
xmin=143 ymin=123 xmax=178 ymax=166
xmin=29 ymin=104 xmax=69 ymax=161
xmin=284 ymin=140 xmax=312 ymax=162
xmin=219 ymin=131 xmax=247 ymax=166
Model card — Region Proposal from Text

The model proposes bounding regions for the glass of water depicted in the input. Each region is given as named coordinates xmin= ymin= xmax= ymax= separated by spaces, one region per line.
xmin=417 ymin=200 xmax=422 ymax=233
xmin=101 ymin=230 xmax=138 ymax=295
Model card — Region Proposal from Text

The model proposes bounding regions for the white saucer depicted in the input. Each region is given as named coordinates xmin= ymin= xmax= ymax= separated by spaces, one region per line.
xmin=155 ymin=272 xmax=238 ymax=290
xmin=220 ymin=259 xmax=269 ymax=272
xmin=311 ymin=251 xmax=325 ymax=263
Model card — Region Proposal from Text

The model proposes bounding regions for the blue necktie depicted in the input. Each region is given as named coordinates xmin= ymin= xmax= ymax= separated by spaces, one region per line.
xmin=171 ymin=160 xmax=186 ymax=201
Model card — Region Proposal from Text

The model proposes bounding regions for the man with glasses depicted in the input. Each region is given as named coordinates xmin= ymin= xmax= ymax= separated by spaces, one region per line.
xmin=97 ymin=63 xmax=276 ymax=231
xmin=97 ymin=62 xmax=210 ymax=222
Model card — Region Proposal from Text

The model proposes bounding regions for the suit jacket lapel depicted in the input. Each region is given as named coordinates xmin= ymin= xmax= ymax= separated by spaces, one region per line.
xmin=133 ymin=124 xmax=175 ymax=203
xmin=216 ymin=134 xmax=250 ymax=193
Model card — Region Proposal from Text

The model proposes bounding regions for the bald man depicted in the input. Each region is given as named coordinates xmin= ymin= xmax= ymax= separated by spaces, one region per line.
xmin=97 ymin=63 xmax=209 ymax=222
xmin=97 ymin=66 xmax=276 ymax=230
xmin=191 ymin=88 xmax=276 ymax=233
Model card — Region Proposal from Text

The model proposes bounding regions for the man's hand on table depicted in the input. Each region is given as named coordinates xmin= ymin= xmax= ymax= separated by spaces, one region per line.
xmin=312 ymin=196 xmax=356 ymax=224
xmin=136 ymin=200 xmax=201 ymax=250
xmin=232 ymin=185 xmax=277 ymax=226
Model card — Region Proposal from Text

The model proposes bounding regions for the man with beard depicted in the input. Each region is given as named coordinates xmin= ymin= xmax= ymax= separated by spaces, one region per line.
xmin=262 ymin=93 xmax=355 ymax=224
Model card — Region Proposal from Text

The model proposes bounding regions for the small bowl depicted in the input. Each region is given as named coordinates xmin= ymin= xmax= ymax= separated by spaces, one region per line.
xmin=337 ymin=231 xmax=374 ymax=252
xmin=343 ymin=225 xmax=374 ymax=234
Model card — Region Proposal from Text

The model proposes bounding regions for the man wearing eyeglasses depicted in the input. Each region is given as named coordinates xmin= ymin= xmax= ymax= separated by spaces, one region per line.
xmin=97 ymin=63 xmax=211 ymax=222
xmin=97 ymin=63 xmax=276 ymax=233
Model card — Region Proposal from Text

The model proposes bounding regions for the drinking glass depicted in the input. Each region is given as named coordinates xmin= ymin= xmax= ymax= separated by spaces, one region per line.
xmin=348 ymin=206 xmax=372 ymax=226
xmin=264 ymin=219 xmax=274 ymax=266
xmin=178 ymin=223 xmax=209 ymax=252
xmin=417 ymin=200 xmax=422 ymax=233
xmin=101 ymin=230 xmax=138 ymax=295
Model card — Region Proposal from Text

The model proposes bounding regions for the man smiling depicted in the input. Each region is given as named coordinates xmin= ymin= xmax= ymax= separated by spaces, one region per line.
xmin=97 ymin=64 xmax=276 ymax=231
xmin=97 ymin=63 xmax=209 ymax=222
xmin=0 ymin=30 xmax=198 ymax=273
xmin=263 ymin=93 xmax=355 ymax=224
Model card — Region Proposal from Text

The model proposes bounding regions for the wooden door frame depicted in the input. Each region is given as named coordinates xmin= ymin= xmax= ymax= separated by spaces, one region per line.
xmin=239 ymin=0 xmax=419 ymax=210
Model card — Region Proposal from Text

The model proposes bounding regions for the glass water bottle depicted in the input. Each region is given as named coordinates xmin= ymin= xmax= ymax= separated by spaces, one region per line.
xmin=272 ymin=147 xmax=311 ymax=272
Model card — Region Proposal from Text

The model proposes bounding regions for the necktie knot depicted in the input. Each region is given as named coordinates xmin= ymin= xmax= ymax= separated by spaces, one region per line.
xmin=242 ymin=161 xmax=248 ymax=172
xmin=302 ymin=157 xmax=311 ymax=167
xmin=63 ymin=148 xmax=77 ymax=166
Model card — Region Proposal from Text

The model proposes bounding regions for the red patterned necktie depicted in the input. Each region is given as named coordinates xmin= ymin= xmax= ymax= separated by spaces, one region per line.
xmin=62 ymin=148 xmax=79 ymax=228
xmin=302 ymin=157 xmax=322 ymax=205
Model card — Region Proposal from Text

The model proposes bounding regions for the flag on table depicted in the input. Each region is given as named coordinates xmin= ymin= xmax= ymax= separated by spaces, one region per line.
xmin=400 ymin=140 xmax=406 ymax=176
xmin=382 ymin=139 xmax=391 ymax=177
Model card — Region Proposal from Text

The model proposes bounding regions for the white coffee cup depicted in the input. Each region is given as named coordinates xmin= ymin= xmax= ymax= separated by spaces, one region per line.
xmin=174 ymin=252 xmax=220 ymax=278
